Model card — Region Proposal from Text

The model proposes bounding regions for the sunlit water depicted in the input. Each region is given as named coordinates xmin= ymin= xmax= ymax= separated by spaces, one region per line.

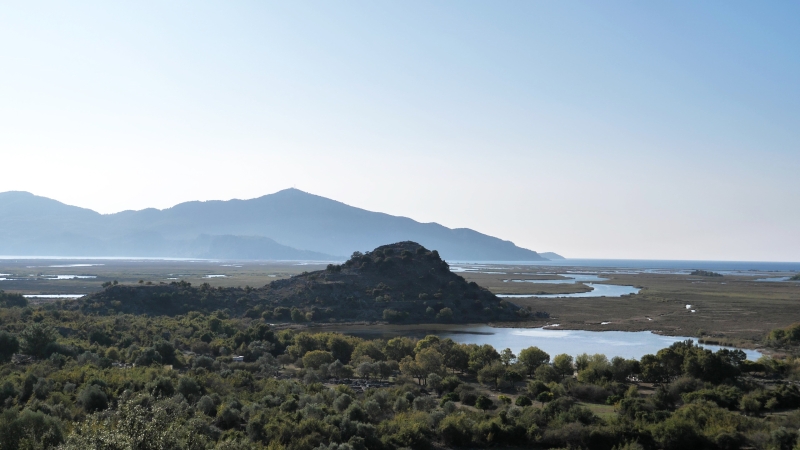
xmin=320 ymin=324 xmax=761 ymax=360
xmin=497 ymin=283 xmax=640 ymax=298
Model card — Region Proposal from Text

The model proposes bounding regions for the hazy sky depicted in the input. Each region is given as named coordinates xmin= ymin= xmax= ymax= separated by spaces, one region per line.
xmin=1 ymin=2 xmax=798 ymax=261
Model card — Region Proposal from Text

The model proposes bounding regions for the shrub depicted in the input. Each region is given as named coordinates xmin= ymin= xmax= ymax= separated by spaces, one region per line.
xmin=459 ymin=391 xmax=477 ymax=406
xmin=78 ymin=385 xmax=108 ymax=413
xmin=383 ymin=309 xmax=408 ymax=323
xmin=515 ymin=396 xmax=533 ymax=406
xmin=177 ymin=377 xmax=203 ymax=401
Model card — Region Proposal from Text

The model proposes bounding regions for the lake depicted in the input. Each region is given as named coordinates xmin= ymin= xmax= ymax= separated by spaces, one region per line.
xmin=497 ymin=283 xmax=640 ymax=298
xmin=314 ymin=324 xmax=762 ymax=360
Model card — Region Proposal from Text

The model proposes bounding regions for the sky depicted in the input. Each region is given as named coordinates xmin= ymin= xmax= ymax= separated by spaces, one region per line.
xmin=1 ymin=2 xmax=798 ymax=261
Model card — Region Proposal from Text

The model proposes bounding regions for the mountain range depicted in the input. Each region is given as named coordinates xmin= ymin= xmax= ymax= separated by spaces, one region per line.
xmin=0 ymin=189 xmax=559 ymax=261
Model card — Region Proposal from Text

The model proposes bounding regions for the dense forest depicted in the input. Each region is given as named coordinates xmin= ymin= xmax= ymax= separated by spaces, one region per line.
xmin=2 ymin=292 xmax=800 ymax=450
xmin=75 ymin=242 xmax=528 ymax=324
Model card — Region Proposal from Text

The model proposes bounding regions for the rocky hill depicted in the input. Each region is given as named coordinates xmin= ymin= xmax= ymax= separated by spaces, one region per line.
xmin=76 ymin=242 xmax=531 ymax=323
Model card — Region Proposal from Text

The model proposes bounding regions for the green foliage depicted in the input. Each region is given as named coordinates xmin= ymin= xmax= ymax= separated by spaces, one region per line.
xmin=475 ymin=395 xmax=493 ymax=411
xmin=0 ymin=293 xmax=794 ymax=450
xmin=0 ymin=409 xmax=63 ymax=450
xmin=78 ymin=384 xmax=109 ymax=413
xmin=0 ymin=331 xmax=19 ymax=362
xmin=19 ymin=323 xmax=58 ymax=358
xmin=518 ymin=346 xmax=550 ymax=377
xmin=0 ymin=290 xmax=28 ymax=308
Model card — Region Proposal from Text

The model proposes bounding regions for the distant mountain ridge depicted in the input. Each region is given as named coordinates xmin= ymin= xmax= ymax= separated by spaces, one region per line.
xmin=0 ymin=189 xmax=548 ymax=261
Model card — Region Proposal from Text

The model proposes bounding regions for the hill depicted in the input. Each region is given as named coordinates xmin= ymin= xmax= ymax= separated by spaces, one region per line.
xmin=75 ymin=242 xmax=532 ymax=323
xmin=0 ymin=189 xmax=546 ymax=261
xmin=539 ymin=252 xmax=565 ymax=260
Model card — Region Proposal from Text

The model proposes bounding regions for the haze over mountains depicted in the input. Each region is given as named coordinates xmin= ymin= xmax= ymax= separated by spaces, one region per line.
xmin=0 ymin=189 xmax=556 ymax=261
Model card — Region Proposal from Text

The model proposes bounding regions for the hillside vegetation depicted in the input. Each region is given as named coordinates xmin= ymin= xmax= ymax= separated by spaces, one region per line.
xmin=75 ymin=242 xmax=529 ymax=324
xmin=0 ymin=297 xmax=799 ymax=449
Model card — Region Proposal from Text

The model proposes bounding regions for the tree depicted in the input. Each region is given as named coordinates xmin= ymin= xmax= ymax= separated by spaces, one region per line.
xmin=500 ymin=348 xmax=516 ymax=366
xmin=20 ymin=323 xmax=58 ymax=358
xmin=427 ymin=373 xmax=443 ymax=394
xmin=400 ymin=348 xmax=443 ymax=385
xmin=436 ymin=308 xmax=453 ymax=321
xmin=351 ymin=341 xmax=385 ymax=363
xmin=0 ymin=331 xmax=19 ymax=363
xmin=0 ymin=291 xmax=27 ymax=308
xmin=518 ymin=346 xmax=550 ymax=378
xmin=134 ymin=347 xmax=163 ymax=367
xmin=384 ymin=337 xmax=416 ymax=361
xmin=400 ymin=356 xmax=425 ymax=385
xmin=328 ymin=360 xmax=352 ymax=379
xmin=290 ymin=308 xmax=305 ymax=323
xmin=414 ymin=335 xmax=441 ymax=354
xmin=468 ymin=344 xmax=500 ymax=373
xmin=328 ymin=336 xmax=355 ymax=363
xmin=475 ymin=395 xmax=493 ymax=412
xmin=303 ymin=350 xmax=334 ymax=370
xmin=478 ymin=362 xmax=507 ymax=389
xmin=416 ymin=347 xmax=444 ymax=378
xmin=442 ymin=343 xmax=470 ymax=374
xmin=552 ymin=354 xmax=574 ymax=380
xmin=356 ymin=362 xmax=375 ymax=379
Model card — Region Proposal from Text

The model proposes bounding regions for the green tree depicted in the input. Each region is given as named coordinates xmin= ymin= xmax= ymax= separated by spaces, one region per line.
xmin=384 ymin=337 xmax=416 ymax=361
xmin=518 ymin=346 xmax=550 ymax=378
xmin=0 ymin=331 xmax=19 ymax=363
xmin=478 ymin=362 xmax=507 ymax=389
xmin=303 ymin=350 xmax=335 ymax=370
xmin=500 ymin=348 xmax=516 ymax=366
xmin=20 ymin=323 xmax=58 ymax=358
xmin=290 ymin=308 xmax=305 ymax=323
xmin=552 ymin=354 xmax=574 ymax=380
xmin=475 ymin=395 xmax=493 ymax=412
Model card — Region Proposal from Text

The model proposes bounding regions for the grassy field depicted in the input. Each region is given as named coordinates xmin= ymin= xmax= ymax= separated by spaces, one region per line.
xmin=3 ymin=258 xmax=799 ymax=344
xmin=0 ymin=259 xmax=325 ymax=297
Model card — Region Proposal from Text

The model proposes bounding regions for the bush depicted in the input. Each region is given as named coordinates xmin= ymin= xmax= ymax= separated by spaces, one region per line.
xmin=197 ymin=396 xmax=217 ymax=417
xmin=194 ymin=355 xmax=215 ymax=369
xmin=440 ymin=392 xmax=459 ymax=405
xmin=78 ymin=385 xmax=108 ymax=413
xmin=475 ymin=395 xmax=493 ymax=411
xmin=147 ymin=377 xmax=175 ymax=398
xmin=135 ymin=347 xmax=163 ymax=366
xmin=459 ymin=391 xmax=477 ymax=406
xmin=570 ymin=383 xmax=612 ymax=403
xmin=515 ymin=395 xmax=533 ymax=406
xmin=177 ymin=377 xmax=203 ymax=401
xmin=383 ymin=309 xmax=408 ymax=323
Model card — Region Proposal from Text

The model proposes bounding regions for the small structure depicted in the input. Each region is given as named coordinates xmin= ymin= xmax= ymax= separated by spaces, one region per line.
xmin=232 ymin=356 xmax=245 ymax=362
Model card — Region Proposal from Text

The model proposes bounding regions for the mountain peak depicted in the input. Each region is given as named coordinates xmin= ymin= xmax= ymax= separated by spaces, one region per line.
xmin=0 ymin=191 xmax=548 ymax=261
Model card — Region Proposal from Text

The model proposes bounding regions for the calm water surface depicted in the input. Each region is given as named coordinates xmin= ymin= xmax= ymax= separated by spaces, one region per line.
xmin=497 ymin=283 xmax=640 ymax=298
xmin=317 ymin=324 xmax=761 ymax=360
